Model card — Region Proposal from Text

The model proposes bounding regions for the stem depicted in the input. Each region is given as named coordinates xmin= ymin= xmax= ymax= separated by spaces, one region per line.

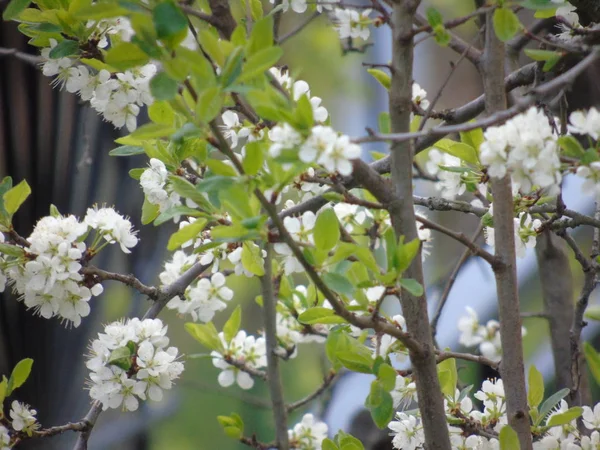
xmin=388 ymin=1 xmax=450 ymax=449
xmin=481 ymin=11 xmax=532 ymax=450
xmin=260 ymin=244 xmax=289 ymax=449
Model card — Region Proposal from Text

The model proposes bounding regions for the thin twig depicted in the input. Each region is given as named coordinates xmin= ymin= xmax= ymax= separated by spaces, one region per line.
xmin=277 ymin=11 xmax=321 ymax=44
xmin=286 ymin=370 xmax=338 ymax=413
xmin=81 ymin=266 xmax=158 ymax=299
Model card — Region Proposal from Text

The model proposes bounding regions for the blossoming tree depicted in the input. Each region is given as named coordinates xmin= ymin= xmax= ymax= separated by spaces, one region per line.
xmin=2 ymin=0 xmax=600 ymax=449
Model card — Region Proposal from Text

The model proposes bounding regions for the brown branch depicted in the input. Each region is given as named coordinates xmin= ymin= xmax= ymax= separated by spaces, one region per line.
xmin=435 ymin=350 xmax=499 ymax=372
xmin=81 ymin=266 xmax=158 ymax=299
xmin=0 ymin=47 xmax=43 ymax=66
xmin=482 ymin=9 xmax=532 ymax=449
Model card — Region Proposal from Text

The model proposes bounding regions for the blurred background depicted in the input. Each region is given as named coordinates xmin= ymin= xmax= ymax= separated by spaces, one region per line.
xmin=1 ymin=0 xmax=599 ymax=449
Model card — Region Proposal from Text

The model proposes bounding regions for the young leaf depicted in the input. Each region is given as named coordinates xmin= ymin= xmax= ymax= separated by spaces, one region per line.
xmin=546 ymin=406 xmax=583 ymax=427
xmin=107 ymin=346 xmax=133 ymax=371
xmin=398 ymin=278 xmax=424 ymax=297
xmin=338 ymin=351 xmax=374 ymax=374
xmin=153 ymin=1 xmax=187 ymax=47
xmin=109 ymin=145 xmax=145 ymax=157
xmin=557 ymin=135 xmax=585 ymax=158
xmin=195 ymin=86 xmax=223 ymax=124
xmin=141 ymin=197 xmax=160 ymax=225
xmin=241 ymin=242 xmax=265 ymax=276
xmin=538 ymin=388 xmax=570 ymax=424
xmin=323 ymin=273 xmax=355 ymax=296
xmin=6 ymin=358 xmax=33 ymax=395
xmin=314 ymin=208 xmax=341 ymax=252
xmin=437 ymin=357 xmax=457 ymax=398
xmin=105 ymin=42 xmax=149 ymax=71
xmin=223 ymin=305 xmax=242 ymax=343
xmin=239 ymin=46 xmax=283 ymax=82
xmin=150 ymin=72 xmax=179 ymax=101
xmin=499 ymin=425 xmax=520 ymax=450
xmin=4 ymin=179 xmax=31 ymax=216
xmin=367 ymin=69 xmax=390 ymax=90
xmin=185 ymin=322 xmax=225 ymax=353
xmin=298 ymin=307 xmax=347 ymax=325
xmin=584 ymin=342 xmax=600 ymax=385
xmin=377 ymin=363 xmax=397 ymax=392
xmin=247 ymin=15 xmax=273 ymax=56
xmin=167 ymin=218 xmax=207 ymax=250
xmin=493 ymin=7 xmax=521 ymax=42
xmin=365 ymin=380 xmax=394 ymax=428
xmin=3 ymin=0 xmax=31 ymax=21
xmin=48 ymin=40 xmax=80 ymax=59
xmin=0 ymin=376 xmax=7 ymax=405
xmin=527 ymin=365 xmax=544 ymax=408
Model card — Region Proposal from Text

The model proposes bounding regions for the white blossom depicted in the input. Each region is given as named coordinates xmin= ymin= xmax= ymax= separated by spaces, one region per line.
xmin=288 ymin=413 xmax=328 ymax=450
xmin=85 ymin=206 xmax=138 ymax=253
xmin=389 ymin=412 xmax=424 ymax=450
xmin=391 ymin=375 xmax=418 ymax=409
xmin=86 ymin=318 xmax=183 ymax=411
xmin=140 ymin=158 xmax=182 ymax=215
xmin=211 ymin=331 xmax=267 ymax=390
xmin=0 ymin=425 xmax=9 ymax=450
xmin=333 ymin=8 xmax=371 ymax=40
xmin=9 ymin=401 xmax=39 ymax=433
xmin=426 ymin=149 xmax=467 ymax=200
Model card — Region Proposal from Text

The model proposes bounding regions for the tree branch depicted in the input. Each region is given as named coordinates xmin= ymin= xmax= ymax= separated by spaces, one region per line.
xmin=260 ymin=243 xmax=289 ymax=449
xmin=481 ymin=10 xmax=532 ymax=449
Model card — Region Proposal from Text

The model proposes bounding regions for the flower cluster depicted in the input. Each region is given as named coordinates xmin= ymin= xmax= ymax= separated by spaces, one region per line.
xmin=333 ymin=8 xmax=372 ymax=41
xmin=425 ymin=149 xmax=467 ymax=200
xmin=3 ymin=208 xmax=138 ymax=326
xmin=270 ymin=67 xmax=329 ymax=123
xmin=86 ymin=318 xmax=184 ymax=411
xmin=457 ymin=307 xmax=527 ymax=362
xmin=480 ymin=107 xmax=561 ymax=195
xmin=485 ymin=209 xmax=541 ymax=259
xmin=140 ymin=158 xmax=182 ymax=215
xmin=40 ymin=29 xmax=155 ymax=132
xmin=569 ymin=108 xmax=600 ymax=196
xmin=268 ymin=0 xmax=337 ymax=14
xmin=288 ymin=413 xmax=329 ymax=450
xmin=211 ymin=330 xmax=267 ymax=390
xmin=9 ymin=401 xmax=39 ymax=435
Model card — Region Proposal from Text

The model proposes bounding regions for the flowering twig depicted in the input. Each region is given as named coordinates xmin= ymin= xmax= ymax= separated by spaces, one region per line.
xmin=30 ymin=421 xmax=90 ymax=438
xmin=482 ymin=9 xmax=532 ymax=449
xmin=72 ymin=261 xmax=212 ymax=450
xmin=0 ymin=47 xmax=43 ymax=66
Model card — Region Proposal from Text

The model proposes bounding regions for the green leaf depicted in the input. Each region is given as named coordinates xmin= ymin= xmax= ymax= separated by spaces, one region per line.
xmin=185 ymin=322 xmax=225 ymax=353
xmin=323 ymin=272 xmax=355 ymax=297
xmin=241 ymin=242 xmax=265 ymax=276
xmin=367 ymin=68 xmax=390 ymax=90
xmin=528 ymin=365 xmax=544 ymax=408
xmin=0 ymin=243 xmax=25 ymax=257
xmin=499 ymin=425 xmax=520 ymax=450
xmin=107 ymin=346 xmax=133 ymax=371
xmin=196 ymin=86 xmax=223 ymax=124
xmin=547 ymin=406 xmax=583 ymax=427
xmin=398 ymin=278 xmax=423 ymax=297
xmin=153 ymin=1 xmax=188 ymax=47
xmin=4 ymin=179 xmax=31 ymax=216
xmin=493 ymin=7 xmax=521 ymax=42
xmin=425 ymin=6 xmax=443 ymax=27
xmin=557 ymin=135 xmax=585 ymax=158
xmin=3 ymin=0 xmax=31 ymax=21
xmin=223 ymin=305 xmax=242 ymax=343
xmin=433 ymin=138 xmax=479 ymax=165
xmin=437 ymin=357 xmax=457 ymax=398
xmin=150 ymin=72 xmax=179 ymax=101
xmin=365 ymin=380 xmax=394 ymax=428
xmin=586 ymin=306 xmax=600 ymax=321
xmin=395 ymin=237 xmax=420 ymax=274
xmin=377 ymin=363 xmax=397 ymax=392
xmin=338 ymin=351 xmax=374 ymax=374
xmin=247 ymin=15 xmax=273 ymax=56
xmin=538 ymin=388 xmax=570 ymax=424
xmin=217 ymin=413 xmax=244 ymax=439
xmin=0 ymin=376 xmax=7 ymax=405
xmin=168 ymin=175 xmax=212 ymax=210
xmin=109 ymin=145 xmax=145 ymax=157
xmin=459 ymin=127 xmax=484 ymax=152
xmin=298 ymin=307 xmax=347 ymax=325
xmin=105 ymin=42 xmax=149 ymax=71
xmin=167 ymin=218 xmax=207 ymax=250
xmin=73 ymin=3 xmax=128 ymax=19
xmin=6 ymin=358 xmax=33 ymax=395
xmin=335 ymin=431 xmax=365 ymax=450
xmin=239 ymin=46 xmax=283 ymax=82
xmin=220 ymin=47 xmax=244 ymax=88
xmin=130 ymin=123 xmax=176 ymax=139
xmin=141 ymin=197 xmax=160 ymax=225
xmin=154 ymin=205 xmax=201 ymax=226
xmin=48 ymin=39 xmax=79 ymax=59
xmin=322 ymin=438 xmax=340 ymax=450
xmin=220 ymin=184 xmax=255 ymax=220
xmin=242 ymin=141 xmax=264 ymax=176
xmin=524 ymin=48 xmax=563 ymax=72
xmin=519 ymin=0 xmax=562 ymax=10
xmin=314 ymin=208 xmax=340 ymax=252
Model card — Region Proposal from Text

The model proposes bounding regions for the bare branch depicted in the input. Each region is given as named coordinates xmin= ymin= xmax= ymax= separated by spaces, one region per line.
xmin=286 ymin=370 xmax=339 ymax=413
xmin=81 ymin=266 xmax=158 ymax=299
